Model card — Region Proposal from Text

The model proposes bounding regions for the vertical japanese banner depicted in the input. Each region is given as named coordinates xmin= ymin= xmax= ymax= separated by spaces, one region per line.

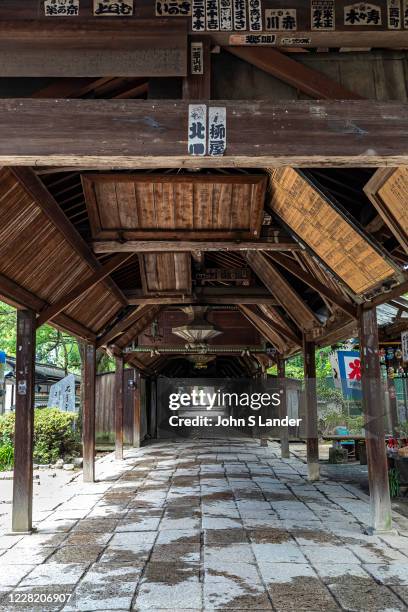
xmin=191 ymin=42 xmax=204 ymax=74
xmin=311 ymin=0 xmax=335 ymax=30
xmin=188 ymin=104 xmax=207 ymax=156
xmin=220 ymin=0 xmax=233 ymax=30
xmin=192 ymin=0 xmax=206 ymax=30
xmin=387 ymin=0 xmax=402 ymax=28
xmin=206 ymin=0 xmax=220 ymax=30
xmin=233 ymin=0 xmax=247 ymax=30
xmin=208 ymin=107 xmax=227 ymax=156
xmin=248 ymin=0 xmax=262 ymax=30
xmin=402 ymin=331 xmax=408 ymax=362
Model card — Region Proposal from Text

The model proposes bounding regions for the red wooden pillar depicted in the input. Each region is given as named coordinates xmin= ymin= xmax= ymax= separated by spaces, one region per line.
xmin=12 ymin=309 xmax=36 ymax=533
xmin=277 ymin=355 xmax=290 ymax=459
xmin=83 ymin=343 xmax=96 ymax=482
xmin=303 ymin=336 xmax=319 ymax=481
xmin=133 ymin=370 xmax=142 ymax=448
xmin=115 ymin=355 xmax=124 ymax=460
xmin=359 ymin=306 xmax=392 ymax=532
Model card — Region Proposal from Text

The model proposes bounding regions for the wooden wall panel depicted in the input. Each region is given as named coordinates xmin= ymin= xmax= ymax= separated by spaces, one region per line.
xmin=268 ymin=168 xmax=397 ymax=296
xmin=140 ymin=253 xmax=192 ymax=295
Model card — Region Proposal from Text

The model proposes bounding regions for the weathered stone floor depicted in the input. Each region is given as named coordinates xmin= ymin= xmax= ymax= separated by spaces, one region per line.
xmin=2 ymin=437 xmax=408 ymax=611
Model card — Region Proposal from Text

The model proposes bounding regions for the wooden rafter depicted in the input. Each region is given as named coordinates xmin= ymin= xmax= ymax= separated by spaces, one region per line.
xmin=9 ymin=167 xmax=127 ymax=306
xmin=96 ymin=305 xmax=151 ymax=348
xmin=245 ymin=251 xmax=321 ymax=331
xmin=125 ymin=287 xmax=279 ymax=305
xmin=3 ymin=99 xmax=408 ymax=168
xmin=265 ymin=252 xmax=358 ymax=318
xmin=238 ymin=305 xmax=287 ymax=354
xmin=224 ymin=47 xmax=362 ymax=100
xmin=37 ymin=254 xmax=134 ymax=328
xmin=115 ymin=305 xmax=163 ymax=349
xmin=245 ymin=305 xmax=301 ymax=346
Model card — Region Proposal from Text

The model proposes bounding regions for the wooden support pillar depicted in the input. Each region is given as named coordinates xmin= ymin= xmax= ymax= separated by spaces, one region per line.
xmin=277 ymin=355 xmax=290 ymax=459
xmin=115 ymin=355 xmax=124 ymax=460
xmin=82 ymin=343 xmax=96 ymax=482
xmin=303 ymin=336 xmax=319 ymax=481
xmin=12 ymin=309 xmax=35 ymax=533
xmin=133 ymin=370 xmax=142 ymax=448
xmin=359 ymin=306 xmax=392 ymax=533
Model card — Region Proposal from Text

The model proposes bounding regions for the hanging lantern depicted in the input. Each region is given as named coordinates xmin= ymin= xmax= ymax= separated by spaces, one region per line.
xmin=395 ymin=349 xmax=403 ymax=360
xmin=398 ymin=365 xmax=405 ymax=376
xmin=388 ymin=366 xmax=395 ymax=378
xmin=379 ymin=348 xmax=386 ymax=363
xmin=387 ymin=348 xmax=395 ymax=361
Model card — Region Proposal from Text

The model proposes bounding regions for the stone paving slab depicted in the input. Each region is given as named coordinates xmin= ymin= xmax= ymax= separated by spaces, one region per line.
xmin=1 ymin=438 xmax=408 ymax=610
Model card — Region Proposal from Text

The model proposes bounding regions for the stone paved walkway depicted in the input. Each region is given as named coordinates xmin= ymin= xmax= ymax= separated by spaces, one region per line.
xmin=2 ymin=437 xmax=408 ymax=611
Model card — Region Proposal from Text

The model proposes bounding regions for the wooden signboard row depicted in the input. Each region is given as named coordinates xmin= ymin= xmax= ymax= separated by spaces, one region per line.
xmin=5 ymin=0 xmax=408 ymax=31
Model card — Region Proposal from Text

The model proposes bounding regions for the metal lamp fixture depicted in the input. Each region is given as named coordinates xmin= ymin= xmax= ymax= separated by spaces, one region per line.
xmin=172 ymin=306 xmax=222 ymax=348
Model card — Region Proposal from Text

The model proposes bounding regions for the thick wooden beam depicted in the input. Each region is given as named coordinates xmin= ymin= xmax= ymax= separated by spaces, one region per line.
xmin=245 ymin=251 xmax=320 ymax=331
xmin=224 ymin=47 xmax=362 ymax=100
xmin=12 ymin=309 xmax=35 ymax=533
xmin=97 ymin=305 xmax=152 ymax=348
xmin=9 ymin=167 xmax=126 ymax=306
xmin=303 ymin=336 xmax=319 ymax=482
xmin=277 ymin=355 xmax=289 ymax=460
xmin=93 ymin=239 xmax=300 ymax=253
xmin=266 ymin=253 xmax=358 ymax=319
xmin=125 ymin=287 xmax=279 ymax=305
xmin=359 ymin=306 xmax=392 ymax=533
xmin=82 ymin=342 xmax=96 ymax=483
xmin=133 ymin=370 xmax=142 ymax=449
xmin=364 ymin=279 xmax=408 ymax=309
xmin=0 ymin=20 xmax=187 ymax=77
xmin=37 ymin=254 xmax=133 ymax=328
xmin=115 ymin=355 xmax=124 ymax=461
xmin=2 ymin=99 xmax=408 ymax=168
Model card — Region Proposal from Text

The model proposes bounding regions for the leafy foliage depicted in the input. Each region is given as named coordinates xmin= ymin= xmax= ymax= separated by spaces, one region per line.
xmin=0 ymin=408 xmax=81 ymax=467
xmin=318 ymin=410 xmax=364 ymax=436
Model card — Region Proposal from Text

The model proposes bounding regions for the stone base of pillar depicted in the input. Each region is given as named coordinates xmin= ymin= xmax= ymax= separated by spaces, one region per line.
xmin=307 ymin=462 xmax=320 ymax=481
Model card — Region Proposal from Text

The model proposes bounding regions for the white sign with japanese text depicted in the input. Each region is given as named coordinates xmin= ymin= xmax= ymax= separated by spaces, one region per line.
xmin=188 ymin=104 xmax=207 ymax=156
xmin=208 ymin=107 xmax=227 ymax=156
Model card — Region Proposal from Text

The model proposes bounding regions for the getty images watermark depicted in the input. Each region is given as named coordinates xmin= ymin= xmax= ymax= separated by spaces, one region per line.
xmin=167 ymin=389 xmax=302 ymax=428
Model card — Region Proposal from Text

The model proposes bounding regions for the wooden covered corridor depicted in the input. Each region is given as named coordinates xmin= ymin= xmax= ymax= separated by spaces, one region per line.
xmin=0 ymin=2 xmax=408 ymax=540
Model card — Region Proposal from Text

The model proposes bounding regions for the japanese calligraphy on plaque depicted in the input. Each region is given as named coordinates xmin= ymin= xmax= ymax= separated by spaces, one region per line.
xmin=387 ymin=0 xmax=401 ymax=27
xmin=248 ymin=0 xmax=262 ymax=30
xmin=208 ymin=107 xmax=227 ymax=156
xmin=404 ymin=0 xmax=408 ymax=26
xmin=192 ymin=0 xmax=206 ymax=29
xmin=311 ymin=0 xmax=335 ymax=29
xmin=188 ymin=104 xmax=207 ymax=156
xmin=191 ymin=42 xmax=204 ymax=74
xmin=156 ymin=0 xmax=192 ymax=16
xmin=229 ymin=33 xmax=276 ymax=42
xmin=233 ymin=0 xmax=247 ymax=30
xmin=220 ymin=0 xmax=233 ymax=30
xmin=265 ymin=8 xmax=297 ymax=30
xmin=206 ymin=0 xmax=220 ymax=29
xmin=44 ymin=0 xmax=79 ymax=15
xmin=344 ymin=2 xmax=382 ymax=24
xmin=94 ymin=0 xmax=133 ymax=15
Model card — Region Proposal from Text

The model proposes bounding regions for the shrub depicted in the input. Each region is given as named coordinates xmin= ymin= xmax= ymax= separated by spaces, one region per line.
xmin=0 ymin=437 xmax=13 ymax=470
xmin=0 ymin=408 xmax=81 ymax=467
xmin=318 ymin=410 xmax=364 ymax=436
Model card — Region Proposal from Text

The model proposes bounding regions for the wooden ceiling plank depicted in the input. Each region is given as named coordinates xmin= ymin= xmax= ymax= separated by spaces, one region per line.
xmin=2 ymin=99 xmax=408 ymax=168
xmin=224 ymin=47 xmax=363 ymax=100
xmin=10 ymin=167 xmax=127 ymax=306
xmin=245 ymin=250 xmax=320 ymax=331
xmin=36 ymin=253 xmax=134 ymax=328
xmin=266 ymin=252 xmax=357 ymax=318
